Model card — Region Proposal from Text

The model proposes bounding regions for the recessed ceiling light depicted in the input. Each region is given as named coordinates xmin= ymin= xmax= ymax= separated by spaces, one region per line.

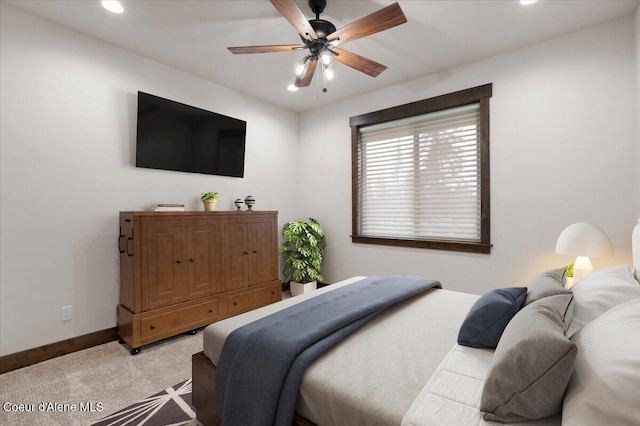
xmin=520 ymin=0 xmax=538 ymax=5
xmin=287 ymin=84 xmax=299 ymax=92
xmin=102 ymin=0 xmax=124 ymax=14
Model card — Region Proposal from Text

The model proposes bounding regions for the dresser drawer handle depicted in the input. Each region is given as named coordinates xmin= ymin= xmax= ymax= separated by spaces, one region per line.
xmin=208 ymin=308 xmax=213 ymax=313
xmin=233 ymin=301 xmax=238 ymax=306
xmin=271 ymin=291 xmax=276 ymax=295
xmin=126 ymin=237 xmax=134 ymax=257
xmin=150 ymin=324 xmax=156 ymax=330
xmin=118 ymin=234 xmax=125 ymax=253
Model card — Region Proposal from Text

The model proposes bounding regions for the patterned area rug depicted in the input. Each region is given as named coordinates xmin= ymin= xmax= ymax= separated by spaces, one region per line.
xmin=91 ymin=379 xmax=199 ymax=426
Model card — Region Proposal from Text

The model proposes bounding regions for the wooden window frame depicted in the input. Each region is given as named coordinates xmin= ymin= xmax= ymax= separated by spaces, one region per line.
xmin=350 ymin=84 xmax=492 ymax=254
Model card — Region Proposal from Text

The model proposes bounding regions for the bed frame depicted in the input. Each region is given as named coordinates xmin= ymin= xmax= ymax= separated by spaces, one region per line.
xmin=192 ymin=224 xmax=640 ymax=425
xmin=192 ymin=351 xmax=317 ymax=426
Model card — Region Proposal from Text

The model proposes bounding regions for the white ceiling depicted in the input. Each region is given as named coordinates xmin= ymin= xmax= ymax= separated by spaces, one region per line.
xmin=2 ymin=0 xmax=638 ymax=113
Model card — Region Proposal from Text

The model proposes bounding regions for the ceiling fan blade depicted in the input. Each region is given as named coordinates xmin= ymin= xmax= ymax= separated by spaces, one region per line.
xmin=295 ymin=60 xmax=317 ymax=87
xmin=270 ymin=0 xmax=318 ymax=40
xmin=228 ymin=44 xmax=304 ymax=54
xmin=327 ymin=2 xmax=407 ymax=46
xmin=332 ymin=48 xmax=387 ymax=77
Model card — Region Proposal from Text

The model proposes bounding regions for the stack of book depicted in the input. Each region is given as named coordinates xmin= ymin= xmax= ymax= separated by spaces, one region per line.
xmin=150 ymin=203 xmax=185 ymax=212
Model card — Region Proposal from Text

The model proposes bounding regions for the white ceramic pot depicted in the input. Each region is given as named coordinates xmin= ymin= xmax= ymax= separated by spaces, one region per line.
xmin=565 ymin=276 xmax=574 ymax=289
xmin=290 ymin=281 xmax=317 ymax=297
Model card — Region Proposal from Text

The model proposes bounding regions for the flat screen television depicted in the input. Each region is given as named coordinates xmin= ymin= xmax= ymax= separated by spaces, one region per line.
xmin=136 ymin=92 xmax=246 ymax=178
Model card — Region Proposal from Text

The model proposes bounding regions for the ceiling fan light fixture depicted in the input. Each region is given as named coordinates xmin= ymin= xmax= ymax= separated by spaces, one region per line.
xmin=319 ymin=50 xmax=334 ymax=66
xmin=287 ymin=84 xmax=299 ymax=92
xmin=322 ymin=63 xmax=335 ymax=81
xmin=293 ymin=56 xmax=310 ymax=78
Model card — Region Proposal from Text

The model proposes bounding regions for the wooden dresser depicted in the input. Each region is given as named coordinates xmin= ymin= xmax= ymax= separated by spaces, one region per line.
xmin=117 ymin=211 xmax=281 ymax=354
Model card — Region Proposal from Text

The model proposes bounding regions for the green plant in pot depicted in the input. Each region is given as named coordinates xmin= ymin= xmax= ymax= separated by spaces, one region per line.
xmin=279 ymin=218 xmax=326 ymax=296
xmin=565 ymin=263 xmax=574 ymax=288
xmin=200 ymin=191 xmax=219 ymax=211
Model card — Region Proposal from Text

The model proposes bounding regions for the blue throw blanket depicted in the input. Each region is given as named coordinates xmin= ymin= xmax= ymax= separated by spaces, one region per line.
xmin=215 ymin=275 xmax=441 ymax=426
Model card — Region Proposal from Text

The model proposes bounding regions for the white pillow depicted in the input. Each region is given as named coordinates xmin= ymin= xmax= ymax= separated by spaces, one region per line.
xmin=562 ymin=299 xmax=640 ymax=426
xmin=566 ymin=265 xmax=640 ymax=337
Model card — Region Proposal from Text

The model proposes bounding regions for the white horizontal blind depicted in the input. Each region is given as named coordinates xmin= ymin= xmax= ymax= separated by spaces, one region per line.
xmin=357 ymin=103 xmax=481 ymax=242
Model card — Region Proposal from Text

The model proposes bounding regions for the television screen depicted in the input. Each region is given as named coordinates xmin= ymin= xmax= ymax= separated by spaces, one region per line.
xmin=136 ymin=92 xmax=246 ymax=178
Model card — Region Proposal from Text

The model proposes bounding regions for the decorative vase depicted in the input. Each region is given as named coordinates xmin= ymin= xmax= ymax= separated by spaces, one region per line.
xmin=244 ymin=195 xmax=255 ymax=210
xmin=203 ymin=200 xmax=217 ymax=211
xmin=234 ymin=198 xmax=244 ymax=211
xmin=290 ymin=281 xmax=317 ymax=297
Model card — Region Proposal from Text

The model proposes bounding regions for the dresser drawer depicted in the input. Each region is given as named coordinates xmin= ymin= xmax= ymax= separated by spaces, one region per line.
xmin=226 ymin=282 xmax=281 ymax=315
xmin=140 ymin=299 xmax=219 ymax=342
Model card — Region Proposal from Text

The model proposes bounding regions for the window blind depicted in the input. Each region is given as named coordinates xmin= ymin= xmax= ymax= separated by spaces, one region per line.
xmin=357 ymin=103 xmax=481 ymax=242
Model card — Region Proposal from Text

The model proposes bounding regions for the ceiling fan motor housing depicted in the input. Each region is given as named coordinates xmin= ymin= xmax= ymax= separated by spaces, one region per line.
xmin=306 ymin=0 xmax=335 ymax=40
xmin=308 ymin=19 xmax=336 ymax=39
xmin=300 ymin=20 xmax=336 ymax=58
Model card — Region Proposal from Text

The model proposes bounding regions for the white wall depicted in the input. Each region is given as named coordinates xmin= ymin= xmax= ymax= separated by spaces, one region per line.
xmin=0 ymin=5 xmax=300 ymax=356
xmin=636 ymin=6 xmax=640 ymax=218
xmin=1 ymin=6 xmax=638 ymax=358
xmin=299 ymin=16 xmax=637 ymax=294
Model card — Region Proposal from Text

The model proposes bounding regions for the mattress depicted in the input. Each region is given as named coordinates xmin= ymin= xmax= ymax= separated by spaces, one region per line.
xmin=203 ymin=276 xmax=478 ymax=425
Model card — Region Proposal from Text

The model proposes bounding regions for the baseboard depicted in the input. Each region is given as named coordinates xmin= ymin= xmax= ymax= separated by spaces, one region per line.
xmin=0 ymin=327 xmax=118 ymax=374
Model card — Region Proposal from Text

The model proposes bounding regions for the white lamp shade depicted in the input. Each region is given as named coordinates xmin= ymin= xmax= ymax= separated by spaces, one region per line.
xmin=555 ymin=222 xmax=613 ymax=258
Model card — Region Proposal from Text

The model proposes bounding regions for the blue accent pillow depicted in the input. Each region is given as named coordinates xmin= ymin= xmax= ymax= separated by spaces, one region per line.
xmin=458 ymin=287 xmax=528 ymax=348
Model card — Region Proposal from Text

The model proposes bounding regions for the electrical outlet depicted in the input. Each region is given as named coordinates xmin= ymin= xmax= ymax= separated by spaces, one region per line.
xmin=61 ymin=305 xmax=73 ymax=322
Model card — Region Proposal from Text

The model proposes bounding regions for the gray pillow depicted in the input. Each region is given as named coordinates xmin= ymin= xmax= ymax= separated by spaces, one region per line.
xmin=481 ymin=294 xmax=576 ymax=423
xmin=524 ymin=268 xmax=569 ymax=305
xmin=457 ymin=287 xmax=527 ymax=349
xmin=566 ymin=265 xmax=640 ymax=337
xmin=562 ymin=299 xmax=640 ymax=426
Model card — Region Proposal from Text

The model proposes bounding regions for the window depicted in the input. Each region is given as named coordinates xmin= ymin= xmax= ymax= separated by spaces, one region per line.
xmin=350 ymin=84 xmax=492 ymax=253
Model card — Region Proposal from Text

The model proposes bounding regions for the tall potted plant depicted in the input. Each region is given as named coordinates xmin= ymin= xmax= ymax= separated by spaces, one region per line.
xmin=279 ymin=218 xmax=326 ymax=296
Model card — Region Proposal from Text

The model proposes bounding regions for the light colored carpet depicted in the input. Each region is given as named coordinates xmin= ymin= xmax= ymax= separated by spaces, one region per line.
xmin=0 ymin=331 xmax=203 ymax=426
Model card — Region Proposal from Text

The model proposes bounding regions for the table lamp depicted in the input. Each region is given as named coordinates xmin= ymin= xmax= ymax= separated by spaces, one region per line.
xmin=555 ymin=222 xmax=613 ymax=286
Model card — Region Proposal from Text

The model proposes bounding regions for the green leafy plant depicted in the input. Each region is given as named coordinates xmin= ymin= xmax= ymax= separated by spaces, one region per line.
xmin=565 ymin=263 xmax=574 ymax=278
xmin=200 ymin=191 xmax=219 ymax=201
xmin=279 ymin=218 xmax=326 ymax=284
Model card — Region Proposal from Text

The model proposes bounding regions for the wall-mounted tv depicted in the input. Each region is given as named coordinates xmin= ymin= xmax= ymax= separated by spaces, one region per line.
xmin=136 ymin=92 xmax=246 ymax=178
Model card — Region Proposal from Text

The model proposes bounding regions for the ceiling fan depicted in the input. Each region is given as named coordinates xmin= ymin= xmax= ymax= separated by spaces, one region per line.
xmin=228 ymin=0 xmax=407 ymax=88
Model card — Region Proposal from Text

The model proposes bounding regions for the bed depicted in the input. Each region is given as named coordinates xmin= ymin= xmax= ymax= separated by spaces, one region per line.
xmin=192 ymin=223 xmax=640 ymax=425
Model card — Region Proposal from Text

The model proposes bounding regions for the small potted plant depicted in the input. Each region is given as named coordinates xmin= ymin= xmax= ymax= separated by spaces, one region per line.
xmin=565 ymin=263 xmax=574 ymax=289
xmin=279 ymin=218 xmax=326 ymax=296
xmin=200 ymin=191 xmax=219 ymax=211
